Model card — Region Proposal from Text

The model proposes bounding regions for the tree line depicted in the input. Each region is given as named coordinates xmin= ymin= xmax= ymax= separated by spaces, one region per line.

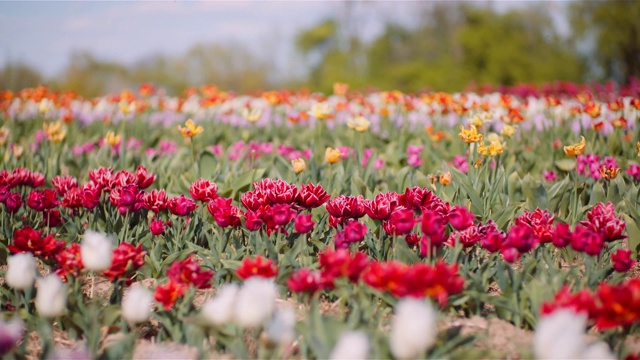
xmin=1 ymin=1 xmax=639 ymax=96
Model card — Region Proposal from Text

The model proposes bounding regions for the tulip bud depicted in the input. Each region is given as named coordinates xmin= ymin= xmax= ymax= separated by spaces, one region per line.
xmin=329 ymin=331 xmax=370 ymax=360
xmin=389 ymin=299 xmax=437 ymax=360
xmin=201 ymin=283 xmax=239 ymax=326
xmin=122 ymin=286 xmax=153 ymax=324
xmin=6 ymin=253 xmax=36 ymax=290
xmin=36 ymin=275 xmax=67 ymax=318
xmin=81 ymin=230 xmax=113 ymax=272
xmin=234 ymin=278 xmax=277 ymax=328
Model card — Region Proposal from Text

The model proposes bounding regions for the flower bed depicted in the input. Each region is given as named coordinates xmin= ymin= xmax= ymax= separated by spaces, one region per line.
xmin=0 ymin=85 xmax=639 ymax=359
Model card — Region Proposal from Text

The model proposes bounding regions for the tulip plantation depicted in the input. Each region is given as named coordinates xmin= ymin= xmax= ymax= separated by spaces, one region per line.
xmin=0 ymin=84 xmax=639 ymax=359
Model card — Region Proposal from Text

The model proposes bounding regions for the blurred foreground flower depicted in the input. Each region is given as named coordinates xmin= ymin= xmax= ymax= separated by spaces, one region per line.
xmin=122 ymin=286 xmax=153 ymax=324
xmin=0 ymin=317 xmax=23 ymax=356
xmin=36 ymin=275 xmax=67 ymax=318
xmin=178 ymin=119 xmax=203 ymax=138
xmin=234 ymin=277 xmax=277 ymax=328
xmin=564 ymin=136 xmax=586 ymax=156
xmin=201 ymin=284 xmax=239 ymax=326
xmin=534 ymin=309 xmax=614 ymax=359
xmin=329 ymin=330 xmax=370 ymax=360
xmin=81 ymin=230 xmax=113 ymax=272
xmin=390 ymin=298 xmax=437 ymax=360
xmin=6 ymin=253 xmax=36 ymax=290
xmin=264 ymin=304 xmax=296 ymax=347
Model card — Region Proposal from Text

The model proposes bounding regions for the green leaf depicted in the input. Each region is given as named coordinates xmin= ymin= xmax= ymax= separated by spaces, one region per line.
xmin=554 ymin=159 xmax=576 ymax=172
xmin=622 ymin=214 xmax=640 ymax=254
xmin=198 ymin=150 xmax=218 ymax=180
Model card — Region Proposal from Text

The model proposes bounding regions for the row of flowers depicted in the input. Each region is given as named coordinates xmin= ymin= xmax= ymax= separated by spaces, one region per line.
xmin=2 ymin=166 xmax=637 ymax=267
xmin=2 ymin=85 xmax=640 ymax=139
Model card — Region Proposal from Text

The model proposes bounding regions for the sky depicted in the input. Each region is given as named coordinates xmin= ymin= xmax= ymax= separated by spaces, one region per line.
xmin=0 ymin=1 xmax=568 ymax=79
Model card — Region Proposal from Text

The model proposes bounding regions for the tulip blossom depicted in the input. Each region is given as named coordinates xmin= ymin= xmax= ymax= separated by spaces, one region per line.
xmin=36 ymin=275 xmax=67 ymax=318
xmin=154 ymin=280 xmax=186 ymax=310
xmin=102 ymin=243 xmax=146 ymax=282
xmin=9 ymin=226 xmax=64 ymax=260
xmin=201 ymin=284 xmax=239 ymax=326
xmin=264 ymin=304 xmax=296 ymax=346
xmin=167 ymin=195 xmax=197 ymax=216
xmin=329 ymin=331 xmax=370 ymax=360
xmin=234 ymin=277 xmax=277 ymax=328
xmin=293 ymin=213 xmax=315 ymax=233
xmin=122 ymin=286 xmax=153 ymax=324
xmin=236 ymin=255 xmax=278 ymax=280
xmin=287 ymin=268 xmax=325 ymax=294
xmin=167 ymin=256 xmax=214 ymax=289
xmin=563 ymin=136 xmax=586 ymax=156
xmin=611 ymin=249 xmax=636 ymax=272
xmin=149 ymin=218 xmax=166 ymax=236
xmin=390 ymin=299 xmax=437 ymax=360
xmin=80 ymin=230 xmax=113 ymax=272
xmin=6 ymin=253 xmax=36 ymax=290
xmin=296 ymin=183 xmax=330 ymax=209
xmin=54 ymin=244 xmax=84 ymax=279
xmin=189 ymin=179 xmax=218 ymax=202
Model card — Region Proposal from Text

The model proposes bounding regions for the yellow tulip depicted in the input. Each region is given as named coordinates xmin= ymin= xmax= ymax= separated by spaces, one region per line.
xmin=105 ymin=131 xmax=121 ymax=146
xmin=325 ymin=147 xmax=342 ymax=164
xmin=501 ymin=125 xmax=516 ymax=138
xmin=292 ymin=158 xmax=306 ymax=174
xmin=242 ymin=108 xmax=263 ymax=123
xmin=346 ymin=116 xmax=371 ymax=132
xmin=439 ymin=172 xmax=452 ymax=186
xmin=0 ymin=127 xmax=9 ymax=146
xmin=563 ymin=136 xmax=586 ymax=156
xmin=43 ymin=121 xmax=67 ymax=143
xmin=310 ymin=103 xmax=331 ymax=120
xmin=178 ymin=119 xmax=203 ymax=138
xmin=458 ymin=125 xmax=483 ymax=144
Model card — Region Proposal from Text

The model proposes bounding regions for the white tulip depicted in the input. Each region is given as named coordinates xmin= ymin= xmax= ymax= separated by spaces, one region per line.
xmin=389 ymin=298 xmax=437 ymax=360
xmin=6 ymin=253 xmax=36 ymax=290
xmin=81 ymin=230 xmax=112 ymax=271
xmin=534 ymin=309 xmax=587 ymax=359
xmin=36 ymin=275 xmax=67 ymax=318
xmin=122 ymin=286 xmax=153 ymax=324
xmin=201 ymin=283 xmax=239 ymax=326
xmin=581 ymin=342 xmax=615 ymax=360
xmin=264 ymin=304 xmax=296 ymax=346
xmin=534 ymin=309 xmax=615 ymax=360
xmin=329 ymin=330 xmax=370 ymax=360
xmin=234 ymin=278 xmax=277 ymax=328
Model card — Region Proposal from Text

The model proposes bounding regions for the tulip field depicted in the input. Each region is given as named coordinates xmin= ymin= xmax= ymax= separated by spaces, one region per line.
xmin=1 ymin=84 xmax=640 ymax=359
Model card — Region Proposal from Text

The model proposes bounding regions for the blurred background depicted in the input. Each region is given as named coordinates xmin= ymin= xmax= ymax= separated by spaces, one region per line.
xmin=1 ymin=1 xmax=639 ymax=96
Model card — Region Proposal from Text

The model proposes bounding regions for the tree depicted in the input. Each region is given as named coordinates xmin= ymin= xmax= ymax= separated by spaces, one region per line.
xmin=0 ymin=62 xmax=44 ymax=91
xmin=570 ymin=0 xmax=640 ymax=83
